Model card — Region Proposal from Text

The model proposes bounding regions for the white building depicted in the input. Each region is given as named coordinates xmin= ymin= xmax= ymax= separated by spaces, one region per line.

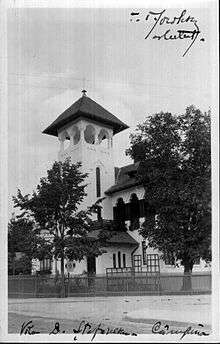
xmin=39 ymin=91 xmax=210 ymax=276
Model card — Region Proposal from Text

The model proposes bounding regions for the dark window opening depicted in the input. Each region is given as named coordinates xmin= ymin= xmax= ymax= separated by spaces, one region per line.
xmin=129 ymin=193 xmax=140 ymax=230
xmin=123 ymin=254 xmax=126 ymax=268
xmin=113 ymin=253 xmax=116 ymax=268
xmin=96 ymin=167 xmax=101 ymax=197
xmin=118 ymin=251 xmax=121 ymax=268
xmin=114 ymin=198 xmax=126 ymax=231
xmin=87 ymin=255 xmax=96 ymax=275
xmin=113 ymin=198 xmax=156 ymax=229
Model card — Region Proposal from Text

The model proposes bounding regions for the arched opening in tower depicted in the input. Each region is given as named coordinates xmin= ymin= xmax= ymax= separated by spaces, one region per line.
xmin=98 ymin=128 xmax=109 ymax=149
xmin=84 ymin=124 xmax=95 ymax=144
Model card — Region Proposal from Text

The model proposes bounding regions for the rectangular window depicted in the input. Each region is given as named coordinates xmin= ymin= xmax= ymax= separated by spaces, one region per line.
xmin=113 ymin=253 xmax=116 ymax=268
xmin=40 ymin=258 xmax=51 ymax=271
xmin=118 ymin=251 xmax=121 ymax=268
xmin=133 ymin=255 xmax=142 ymax=272
xmin=123 ymin=254 xmax=126 ymax=268
xmin=146 ymin=254 xmax=160 ymax=272
xmin=96 ymin=167 xmax=101 ymax=197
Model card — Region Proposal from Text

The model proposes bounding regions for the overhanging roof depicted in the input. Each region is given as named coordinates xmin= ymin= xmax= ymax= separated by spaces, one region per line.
xmin=88 ymin=229 xmax=138 ymax=246
xmin=43 ymin=95 xmax=129 ymax=137
xmin=105 ymin=162 xmax=141 ymax=195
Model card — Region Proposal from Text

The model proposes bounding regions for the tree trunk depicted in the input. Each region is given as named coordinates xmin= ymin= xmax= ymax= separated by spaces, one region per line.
xmin=60 ymin=255 xmax=65 ymax=298
xmin=181 ymin=261 xmax=193 ymax=291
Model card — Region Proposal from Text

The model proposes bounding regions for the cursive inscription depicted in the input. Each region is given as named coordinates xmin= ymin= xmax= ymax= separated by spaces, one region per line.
xmin=152 ymin=321 xmax=209 ymax=339
xmin=130 ymin=9 xmax=205 ymax=57
xmin=71 ymin=320 xmax=137 ymax=341
xmin=20 ymin=320 xmax=40 ymax=335
xmin=20 ymin=319 xmax=137 ymax=340
xmin=73 ymin=320 xmax=137 ymax=340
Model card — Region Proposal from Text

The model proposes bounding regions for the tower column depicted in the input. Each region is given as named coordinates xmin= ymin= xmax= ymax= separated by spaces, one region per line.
xmin=94 ymin=127 xmax=99 ymax=145
xmin=58 ymin=136 xmax=64 ymax=152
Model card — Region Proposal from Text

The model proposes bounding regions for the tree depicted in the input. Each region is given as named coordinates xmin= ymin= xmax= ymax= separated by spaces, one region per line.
xmin=126 ymin=105 xmax=211 ymax=290
xmin=8 ymin=215 xmax=51 ymax=275
xmin=13 ymin=159 xmax=109 ymax=296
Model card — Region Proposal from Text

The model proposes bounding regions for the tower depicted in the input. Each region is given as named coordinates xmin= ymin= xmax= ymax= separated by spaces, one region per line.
xmin=43 ymin=91 xmax=129 ymax=218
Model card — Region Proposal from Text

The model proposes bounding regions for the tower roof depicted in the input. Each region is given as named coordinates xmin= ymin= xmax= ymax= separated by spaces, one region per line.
xmin=43 ymin=93 xmax=129 ymax=137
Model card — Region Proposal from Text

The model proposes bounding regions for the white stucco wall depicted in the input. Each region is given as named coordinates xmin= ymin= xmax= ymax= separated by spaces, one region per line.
xmin=63 ymin=246 xmax=134 ymax=276
xmin=58 ymin=118 xmax=115 ymax=214
xmin=96 ymin=245 xmax=133 ymax=275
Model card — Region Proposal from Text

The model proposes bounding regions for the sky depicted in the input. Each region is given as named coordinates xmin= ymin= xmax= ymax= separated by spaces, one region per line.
xmin=7 ymin=4 xmax=216 ymax=215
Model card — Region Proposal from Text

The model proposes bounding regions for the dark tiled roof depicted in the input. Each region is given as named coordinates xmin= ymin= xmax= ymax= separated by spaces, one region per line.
xmin=43 ymin=95 xmax=129 ymax=136
xmin=105 ymin=162 xmax=141 ymax=195
xmin=107 ymin=231 xmax=138 ymax=245
xmin=88 ymin=229 xmax=138 ymax=246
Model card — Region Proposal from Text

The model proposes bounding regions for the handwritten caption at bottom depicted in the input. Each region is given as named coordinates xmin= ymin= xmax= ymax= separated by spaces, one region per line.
xmin=20 ymin=320 xmax=137 ymax=341
xmin=20 ymin=319 xmax=210 ymax=340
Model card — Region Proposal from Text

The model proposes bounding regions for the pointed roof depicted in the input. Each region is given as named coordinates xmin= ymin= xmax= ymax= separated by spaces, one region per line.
xmin=43 ymin=93 xmax=129 ymax=137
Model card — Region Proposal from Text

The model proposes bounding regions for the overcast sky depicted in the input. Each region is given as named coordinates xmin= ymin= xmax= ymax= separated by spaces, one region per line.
xmin=7 ymin=4 xmax=215 ymax=215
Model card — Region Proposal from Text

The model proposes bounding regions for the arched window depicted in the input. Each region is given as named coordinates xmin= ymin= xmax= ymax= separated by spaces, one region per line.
xmin=114 ymin=198 xmax=126 ymax=231
xmin=98 ymin=128 xmax=109 ymax=149
xmin=129 ymin=193 xmax=140 ymax=230
xmin=71 ymin=125 xmax=81 ymax=145
xmin=96 ymin=167 xmax=101 ymax=197
xmin=84 ymin=124 xmax=95 ymax=144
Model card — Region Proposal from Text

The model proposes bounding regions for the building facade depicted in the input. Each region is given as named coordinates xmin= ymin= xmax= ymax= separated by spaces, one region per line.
xmin=35 ymin=91 xmax=210 ymax=276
